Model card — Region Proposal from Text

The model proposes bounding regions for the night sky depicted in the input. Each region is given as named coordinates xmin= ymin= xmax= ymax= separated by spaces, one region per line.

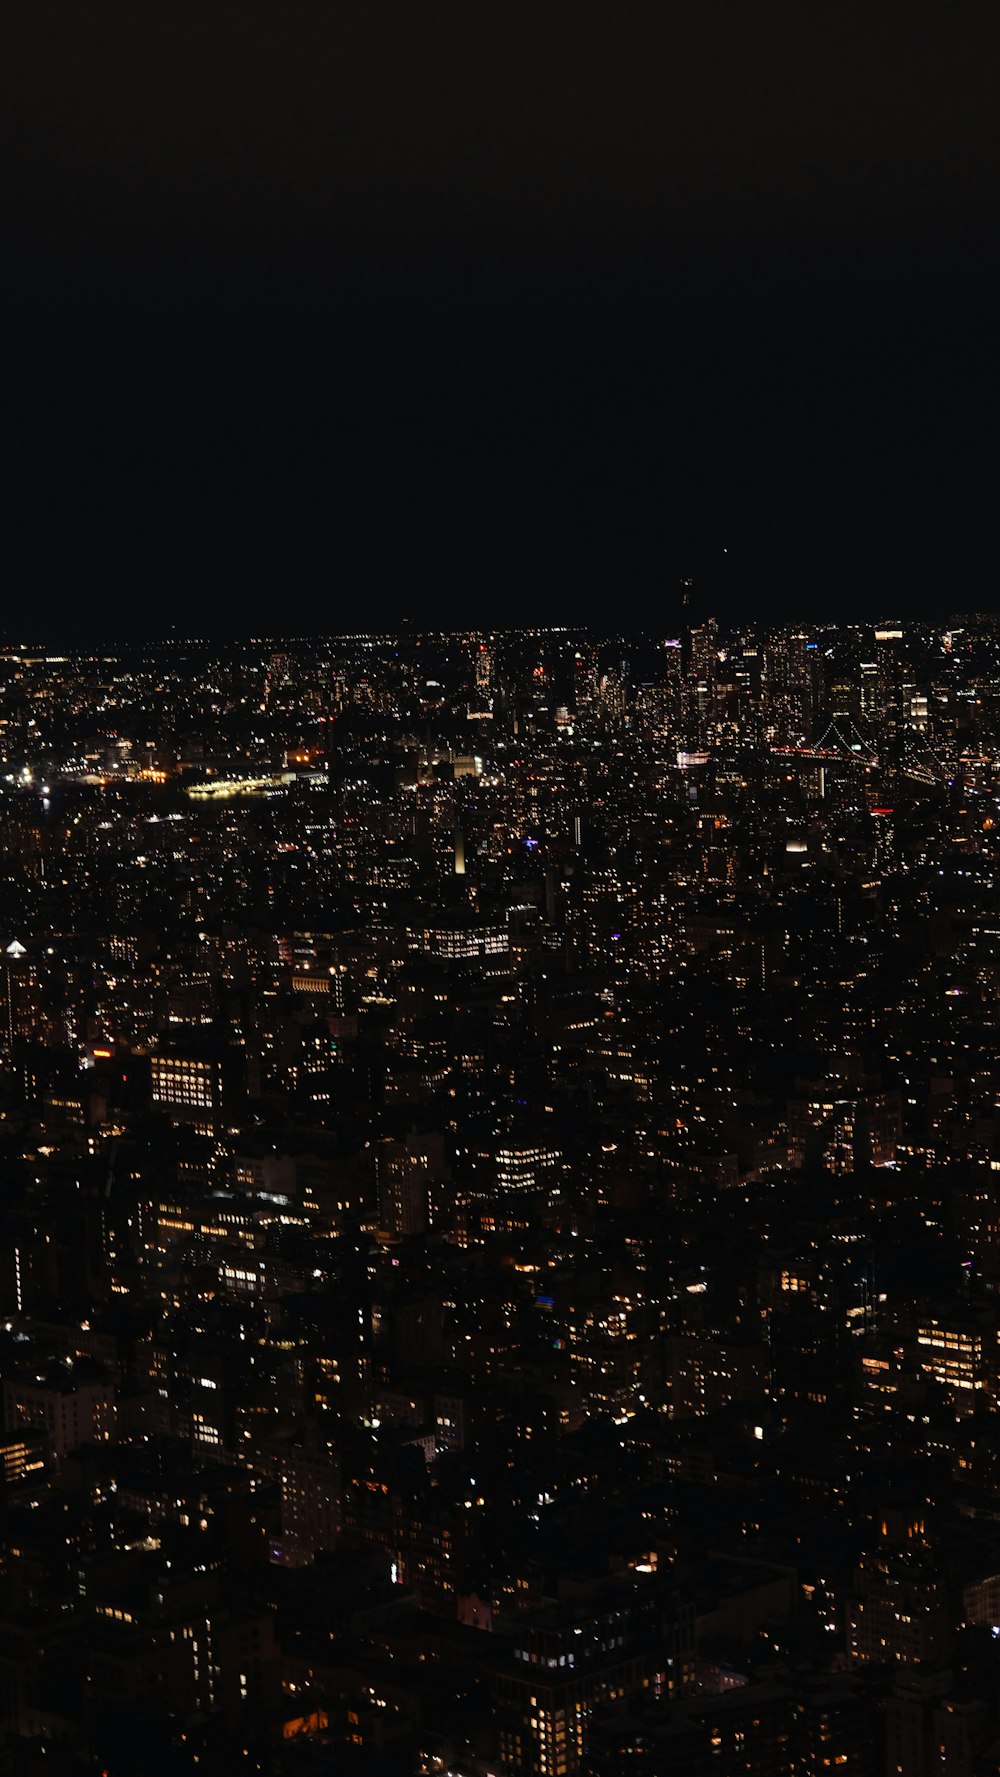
xmin=3 ymin=1 xmax=999 ymax=633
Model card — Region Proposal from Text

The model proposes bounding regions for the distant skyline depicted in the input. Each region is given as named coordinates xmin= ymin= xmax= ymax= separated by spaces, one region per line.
xmin=2 ymin=16 xmax=998 ymax=1765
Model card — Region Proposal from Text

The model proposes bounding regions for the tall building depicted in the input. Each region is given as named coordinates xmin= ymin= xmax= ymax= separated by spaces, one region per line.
xmin=0 ymin=938 xmax=40 ymax=1059
xmin=150 ymin=1040 xmax=250 ymax=1138
xmin=685 ymin=617 xmax=720 ymax=745
xmin=493 ymin=1580 xmax=694 ymax=1776
xmin=763 ymin=631 xmax=813 ymax=743
xmin=377 ymin=1132 xmax=447 ymax=1236
xmin=846 ymin=1516 xmax=953 ymax=1669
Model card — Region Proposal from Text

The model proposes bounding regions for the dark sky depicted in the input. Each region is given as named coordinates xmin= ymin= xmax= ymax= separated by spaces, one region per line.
xmin=3 ymin=0 xmax=999 ymax=634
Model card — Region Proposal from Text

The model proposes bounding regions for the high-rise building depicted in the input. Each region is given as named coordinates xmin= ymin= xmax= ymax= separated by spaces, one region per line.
xmin=846 ymin=1516 xmax=952 ymax=1669
xmin=377 ymin=1132 xmax=447 ymax=1236
xmin=493 ymin=1580 xmax=694 ymax=1776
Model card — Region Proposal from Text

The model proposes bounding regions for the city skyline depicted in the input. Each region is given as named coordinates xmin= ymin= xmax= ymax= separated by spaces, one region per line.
xmin=0 ymin=624 xmax=997 ymax=1767
xmin=3 ymin=2 xmax=1000 ymax=1766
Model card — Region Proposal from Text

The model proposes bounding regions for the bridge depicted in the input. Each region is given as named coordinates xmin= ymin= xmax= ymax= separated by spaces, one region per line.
xmin=769 ymin=720 xmax=954 ymax=788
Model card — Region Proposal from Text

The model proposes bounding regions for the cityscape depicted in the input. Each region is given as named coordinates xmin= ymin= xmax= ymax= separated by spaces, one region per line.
xmin=2 ymin=617 xmax=1000 ymax=1774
